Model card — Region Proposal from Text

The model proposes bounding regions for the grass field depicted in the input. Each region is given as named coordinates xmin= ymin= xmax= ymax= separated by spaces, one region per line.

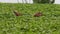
xmin=0 ymin=3 xmax=60 ymax=34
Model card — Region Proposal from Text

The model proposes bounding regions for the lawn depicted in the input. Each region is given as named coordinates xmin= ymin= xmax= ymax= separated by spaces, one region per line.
xmin=0 ymin=3 xmax=60 ymax=34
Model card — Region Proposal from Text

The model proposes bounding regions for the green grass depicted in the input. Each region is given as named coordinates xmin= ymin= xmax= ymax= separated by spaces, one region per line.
xmin=0 ymin=3 xmax=60 ymax=34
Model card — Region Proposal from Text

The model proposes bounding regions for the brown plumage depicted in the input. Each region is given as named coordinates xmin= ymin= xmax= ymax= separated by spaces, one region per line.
xmin=13 ymin=10 xmax=22 ymax=16
xmin=34 ymin=12 xmax=43 ymax=17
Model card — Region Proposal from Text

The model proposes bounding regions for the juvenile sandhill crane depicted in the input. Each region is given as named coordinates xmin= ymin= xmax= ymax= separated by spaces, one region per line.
xmin=34 ymin=12 xmax=43 ymax=17
xmin=13 ymin=10 xmax=22 ymax=16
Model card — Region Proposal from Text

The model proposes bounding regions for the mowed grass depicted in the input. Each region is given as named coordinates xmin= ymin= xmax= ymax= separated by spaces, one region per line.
xmin=0 ymin=3 xmax=60 ymax=34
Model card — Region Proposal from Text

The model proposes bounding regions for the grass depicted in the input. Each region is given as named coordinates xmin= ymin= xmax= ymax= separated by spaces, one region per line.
xmin=0 ymin=3 xmax=60 ymax=34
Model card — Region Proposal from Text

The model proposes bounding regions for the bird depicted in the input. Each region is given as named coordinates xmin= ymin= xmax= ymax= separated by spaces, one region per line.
xmin=34 ymin=12 xmax=43 ymax=17
xmin=13 ymin=10 xmax=22 ymax=16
